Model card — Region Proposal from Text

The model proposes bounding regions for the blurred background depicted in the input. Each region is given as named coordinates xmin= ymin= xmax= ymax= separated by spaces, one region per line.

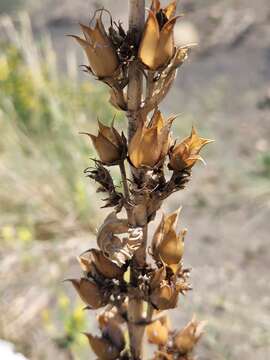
xmin=0 ymin=0 xmax=269 ymax=359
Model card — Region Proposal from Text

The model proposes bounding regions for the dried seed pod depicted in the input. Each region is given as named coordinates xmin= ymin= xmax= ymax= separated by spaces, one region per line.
xmin=77 ymin=254 xmax=95 ymax=274
xmin=128 ymin=109 xmax=175 ymax=168
xmin=90 ymin=249 xmax=125 ymax=280
xmin=159 ymin=228 xmax=186 ymax=270
xmin=109 ymin=88 xmax=127 ymax=111
xmin=71 ymin=17 xmax=119 ymax=78
xmin=139 ymin=1 xmax=180 ymax=70
xmin=84 ymin=333 xmax=121 ymax=360
xmin=152 ymin=208 xmax=186 ymax=270
xmin=97 ymin=212 xmax=141 ymax=266
xmin=150 ymin=281 xmax=179 ymax=310
xmin=98 ymin=315 xmax=125 ymax=351
xmin=82 ymin=121 xmax=127 ymax=165
xmin=173 ymin=316 xmax=207 ymax=355
xmin=146 ymin=318 xmax=169 ymax=346
xmin=150 ymin=266 xmax=167 ymax=291
xmin=68 ymin=278 xmax=107 ymax=309
xmin=152 ymin=351 xmax=173 ymax=360
xmin=169 ymin=126 xmax=214 ymax=171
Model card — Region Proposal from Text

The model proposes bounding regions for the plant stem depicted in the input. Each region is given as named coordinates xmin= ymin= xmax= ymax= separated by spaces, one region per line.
xmin=119 ymin=160 xmax=130 ymax=203
xmin=127 ymin=1 xmax=146 ymax=359
xmin=127 ymin=0 xmax=145 ymax=142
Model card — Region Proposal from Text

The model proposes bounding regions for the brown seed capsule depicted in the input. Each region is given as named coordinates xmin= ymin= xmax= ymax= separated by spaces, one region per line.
xmin=90 ymin=249 xmax=125 ymax=280
xmin=84 ymin=333 xmax=120 ymax=360
xmin=128 ymin=109 xmax=175 ymax=168
xmin=82 ymin=121 xmax=127 ymax=165
xmin=98 ymin=315 xmax=125 ymax=351
xmin=146 ymin=319 xmax=169 ymax=346
xmin=150 ymin=281 xmax=179 ymax=310
xmin=150 ymin=266 xmax=167 ymax=291
xmin=152 ymin=209 xmax=186 ymax=270
xmin=77 ymin=254 xmax=95 ymax=274
xmin=139 ymin=1 xmax=179 ymax=70
xmin=169 ymin=126 xmax=214 ymax=171
xmin=69 ymin=278 xmax=107 ymax=309
xmin=173 ymin=315 xmax=207 ymax=355
xmin=153 ymin=351 xmax=173 ymax=360
xmin=71 ymin=17 xmax=119 ymax=78
xmin=109 ymin=88 xmax=127 ymax=111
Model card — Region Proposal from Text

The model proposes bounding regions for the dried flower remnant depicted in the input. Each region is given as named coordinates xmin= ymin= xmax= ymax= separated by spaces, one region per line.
xmin=146 ymin=317 xmax=169 ymax=346
xmin=78 ymin=249 xmax=125 ymax=280
xmin=169 ymin=126 xmax=213 ymax=171
xmin=173 ymin=316 xmax=207 ymax=355
xmin=82 ymin=121 xmax=127 ymax=165
xmin=71 ymin=19 xmax=119 ymax=78
xmin=84 ymin=332 xmax=123 ymax=360
xmin=67 ymin=1 xmax=213 ymax=359
xmin=68 ymin=278 xmax=107 ymax=309
xmin=139 ymin=1 xmax=179 ymax=70
xmin=128 ymin=109 xmax=174 ymax=168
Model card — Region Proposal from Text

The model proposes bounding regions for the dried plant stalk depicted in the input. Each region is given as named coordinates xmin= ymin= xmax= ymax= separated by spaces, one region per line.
xmin=127 ymin=2 xmax=146 ymax=358
xmin=68 ymin=1 xmax=213 ymax=359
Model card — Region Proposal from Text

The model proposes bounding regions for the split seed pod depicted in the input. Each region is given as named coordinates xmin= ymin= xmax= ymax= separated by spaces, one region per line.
xmin=150 ymin=266 xmax=167 ymax=291
xmin=82 ymin=121 xmax=127 ymax=165
xmin=129 ymin=109 xmax=174 ymax=168
xmin=68 ymin=278 xmax=107 ymax=309
xmin=71 ymin=18 xmax=119 ymax=78
xmin=98 ymin=316 xmax=125 ymax=351
xmin=152 ymin=208 xmax=186 ymax=271
xmin=97 ymin=212 xmax=140 ymax=266
xmin=146 ymin=318 xmax=169 ymax=346
xmin=79 ymin=249 xmax=124 ymax=280
xmin=139 ymin=1 xmax=179 ymax=70
xmin=173 ymin=315 xmax=207 ymax=355
xmin=169 ymin=126 xmax=213 ymax=171
xmin=84 ymin=333 xmax=121 ymax=360
xmin=150 ymin=281 xmax=179 ymax=310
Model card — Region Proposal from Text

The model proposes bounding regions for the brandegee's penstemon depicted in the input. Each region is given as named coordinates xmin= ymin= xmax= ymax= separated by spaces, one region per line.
xmin=67 ymin=1 xmax=213 ymax=359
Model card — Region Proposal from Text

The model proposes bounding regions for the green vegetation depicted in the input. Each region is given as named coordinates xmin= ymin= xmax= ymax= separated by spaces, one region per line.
xmin=0 ymin=17 xmax=123 ymax=243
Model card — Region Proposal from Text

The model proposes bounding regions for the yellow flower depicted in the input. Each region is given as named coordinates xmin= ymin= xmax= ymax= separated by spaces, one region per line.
xmin=128 ymin=109 xmax=174 ymax=168
xmin=82 ymin=121 xmax=127 ymax=165
xmin=71 ymin=18 xmax=119 ymax=78
xmin=139 ymin=1 xmax=179 ymax=70
xmin=169 ymin=126 xmax=214 ymax=171
xmin=58 ymin=294 xmax=70 ymax=309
